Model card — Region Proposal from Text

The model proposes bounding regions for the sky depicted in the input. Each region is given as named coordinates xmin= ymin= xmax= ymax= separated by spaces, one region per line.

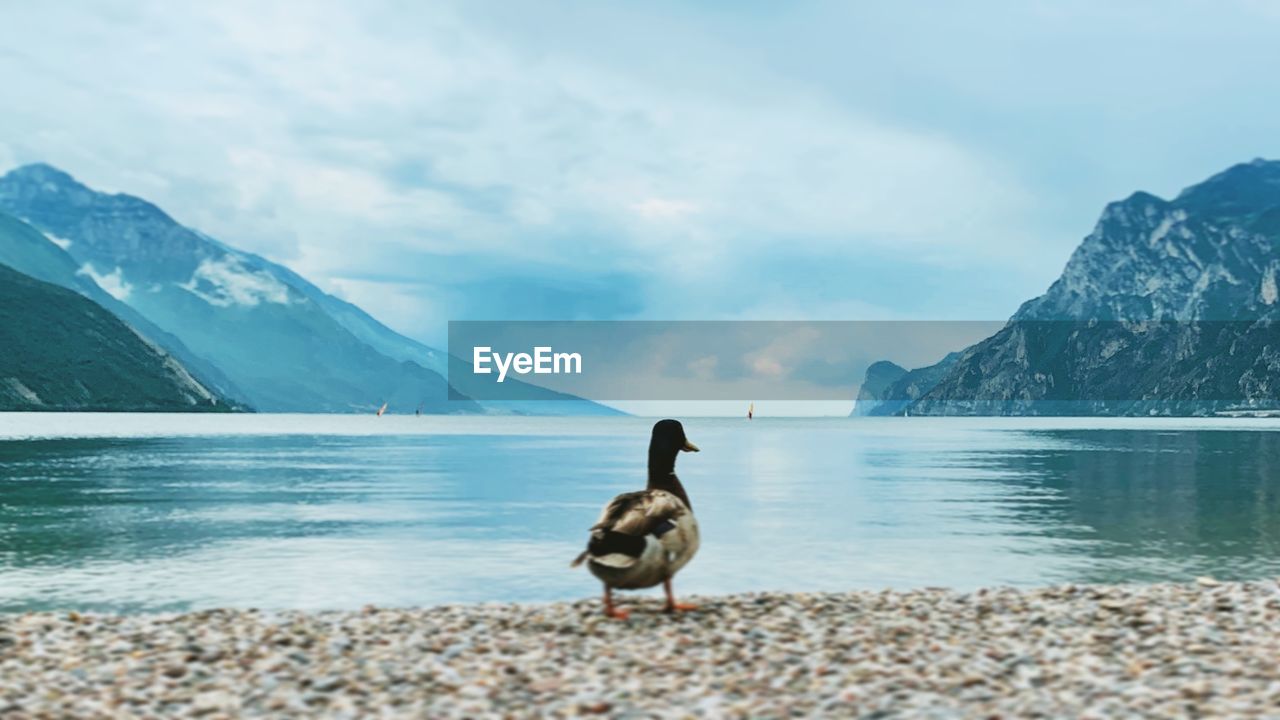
xmin=3 ymin=1 xmax=1280 ymax=349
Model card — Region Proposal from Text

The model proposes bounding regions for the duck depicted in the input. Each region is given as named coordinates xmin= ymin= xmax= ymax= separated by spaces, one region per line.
xmin=571 ymin=419 xmax=701 ymax=619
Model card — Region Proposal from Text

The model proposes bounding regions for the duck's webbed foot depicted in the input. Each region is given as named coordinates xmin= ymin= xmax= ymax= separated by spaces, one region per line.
xmin=662 ymin=578 xmax=698 ymax=613
xmin=603 ymin=587 xmax=630 ymax=620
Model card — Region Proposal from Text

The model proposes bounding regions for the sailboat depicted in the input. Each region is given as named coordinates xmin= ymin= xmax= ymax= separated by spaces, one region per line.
xmin=747 ymin=402 xmax=754 ymax=420
xmin=377 ymin=402 xmax=388 ymax=417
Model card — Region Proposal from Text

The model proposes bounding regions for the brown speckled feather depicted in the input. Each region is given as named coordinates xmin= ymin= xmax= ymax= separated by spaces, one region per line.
xmin=591 ymin=489 xmax=687 ymax=537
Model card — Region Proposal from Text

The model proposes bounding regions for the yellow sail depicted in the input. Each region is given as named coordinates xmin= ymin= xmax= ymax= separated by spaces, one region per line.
xmin=748 ymin=402 xmax=754 ymax=420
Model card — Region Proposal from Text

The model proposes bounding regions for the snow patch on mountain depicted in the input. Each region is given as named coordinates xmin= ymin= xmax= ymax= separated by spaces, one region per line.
xmin=40 ymin=230 xmax=72 ymax=250
xmin=77 ymin=263 xmax=132 ymax=300
xmin=1262 ymin=265 xmax=1278 ymax=305
xmin=181 ymin=255 xmax=292 ymax=308
xmin=1148 ymin=212 xmax=1181 ymax=247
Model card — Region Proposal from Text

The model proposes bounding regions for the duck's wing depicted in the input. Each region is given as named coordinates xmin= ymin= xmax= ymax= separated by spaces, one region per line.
xmin=570 ymin=490 xmax=689 ymax=568
xmin=599 ymin=490 xmax=685 ymax=531
xmin=589 ymin=491 xmax=646 ymax=531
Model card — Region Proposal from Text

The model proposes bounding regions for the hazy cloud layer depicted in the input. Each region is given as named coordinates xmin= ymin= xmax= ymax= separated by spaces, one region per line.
xmin=3 ymin=1 xmax=1279 ymax=344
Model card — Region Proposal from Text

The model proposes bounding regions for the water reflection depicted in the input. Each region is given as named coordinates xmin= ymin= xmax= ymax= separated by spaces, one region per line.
xmin=980 ymin=428 xmax=1280 ymax=583
xmin=1 ymin=417 xmax=1279 ymax=612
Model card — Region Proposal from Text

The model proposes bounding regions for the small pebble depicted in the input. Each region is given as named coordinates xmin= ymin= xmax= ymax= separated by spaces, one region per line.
xmin=0 ymin=580 xmax=1276 ymax=718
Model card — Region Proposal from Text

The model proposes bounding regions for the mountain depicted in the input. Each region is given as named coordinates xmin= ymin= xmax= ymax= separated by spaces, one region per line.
xmin=850 ymin=361 xmax=905 ymax=416
xmin=1011 ymin=161 xmax=1280 ymax=324
xmin=0 ymin=211 xmax=250 ymax=406
xmin=0 ymin=263 xmax=226 ymax=411
xmin=266 ymin=260 xmax=617 ymax=413
xmin=0 ymin=164 xmax=480 ymax=413
xmin=0 ymin=163 xmax=620 ymax=415
xmin=865 ymin=159 xmax=1280 ymax=416
xmin=851 ymin=355 xmax=958 ymax=416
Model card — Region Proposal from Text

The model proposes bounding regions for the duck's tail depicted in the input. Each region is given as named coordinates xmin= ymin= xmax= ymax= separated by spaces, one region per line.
xmin=570 ymin=550 xmax=588 ymax=568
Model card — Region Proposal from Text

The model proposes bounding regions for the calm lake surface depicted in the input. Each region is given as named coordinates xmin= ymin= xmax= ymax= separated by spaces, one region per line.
xmin=2 ymin=414 xmax=1280 ymax=612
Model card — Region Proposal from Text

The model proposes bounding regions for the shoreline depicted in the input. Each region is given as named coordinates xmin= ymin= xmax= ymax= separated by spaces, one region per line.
xmin=3 ymin=581 xmax=1279 ymax=718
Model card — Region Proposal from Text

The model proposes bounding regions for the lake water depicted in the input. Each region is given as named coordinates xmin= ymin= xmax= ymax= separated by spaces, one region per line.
xmin=2 ymin=414 xmax=1280 ymax=613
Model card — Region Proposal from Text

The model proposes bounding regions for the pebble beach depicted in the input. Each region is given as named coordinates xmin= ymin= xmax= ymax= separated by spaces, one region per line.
xmin=2 ymin=580 xmax=1279 ymax=718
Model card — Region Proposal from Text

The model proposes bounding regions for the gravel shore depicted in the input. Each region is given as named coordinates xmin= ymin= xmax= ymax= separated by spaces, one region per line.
xmin=2 ymin=580 xmax=1279 ymax=718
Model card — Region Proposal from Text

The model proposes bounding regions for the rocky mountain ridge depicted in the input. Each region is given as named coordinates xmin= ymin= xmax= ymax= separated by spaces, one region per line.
xmin=0 ymin=164 xmax=619 ymax=415
xmin=0 ymin=262 xmax=227 ymax=411
xmin=857 ymin=159 xmax=1280 ymax=416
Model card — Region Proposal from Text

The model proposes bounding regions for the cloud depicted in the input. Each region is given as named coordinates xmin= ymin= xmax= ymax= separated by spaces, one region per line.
xmin=181 ymin=255 xmax=292 ymax=307
xmin=0 ymin=142 xmax=15 ymax=175
xmin=77 ymin=263 xmax=131 ymax=300
xmin=0 ymin=1 xmax=1030 ymax=341
xmin=631 ymin=197 xmax=701 ymax=222
xmin=3 ymin=0 xmax=1278 ymax=345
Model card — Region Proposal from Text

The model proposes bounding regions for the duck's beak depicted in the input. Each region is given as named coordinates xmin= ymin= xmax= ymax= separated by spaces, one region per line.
xmin=682 ymin=439 xmax=700 ymax=452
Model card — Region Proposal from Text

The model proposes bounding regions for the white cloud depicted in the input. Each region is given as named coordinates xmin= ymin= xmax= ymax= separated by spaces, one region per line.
xmin=0 ymin=142 xmax=15 ymax=175
xmin=686 ymin=355 xmax=719 ymax=381
xmin=632 ymin=197 xmax=701 ymax=221
xmin=7 ymin=0 xmax=1274 ymax=338
xmin=77 ymin=263 xmax=131 ymax=300
xmin=0 ymin=2 xmax=1028 ymax=262
xmin=181 ymin=255 xmax=292 ymax=308
xmin=325 ymin=276 xmax=445 ymax=342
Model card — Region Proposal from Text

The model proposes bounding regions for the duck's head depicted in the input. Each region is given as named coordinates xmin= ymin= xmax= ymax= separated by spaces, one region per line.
xmin=649 ymin=419 xmax=698 ymax=474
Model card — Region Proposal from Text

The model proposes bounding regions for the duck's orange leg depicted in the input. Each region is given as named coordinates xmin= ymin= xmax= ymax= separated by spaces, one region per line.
xmin=603 ymin=586 xmax=630 ymax=620
xmin=663 ymin=578 xmax=697 ymax=613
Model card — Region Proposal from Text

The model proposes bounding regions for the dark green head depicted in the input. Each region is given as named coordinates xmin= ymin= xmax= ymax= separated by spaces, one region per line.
xmin=648 ymin=419 xmax=698 ymax=476
xmin=647 ymin=419 xmax=698 ymax=509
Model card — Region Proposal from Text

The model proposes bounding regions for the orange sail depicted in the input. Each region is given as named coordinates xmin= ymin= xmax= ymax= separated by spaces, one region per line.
xmin=377 ymin=402 xmax=388 ymax=417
